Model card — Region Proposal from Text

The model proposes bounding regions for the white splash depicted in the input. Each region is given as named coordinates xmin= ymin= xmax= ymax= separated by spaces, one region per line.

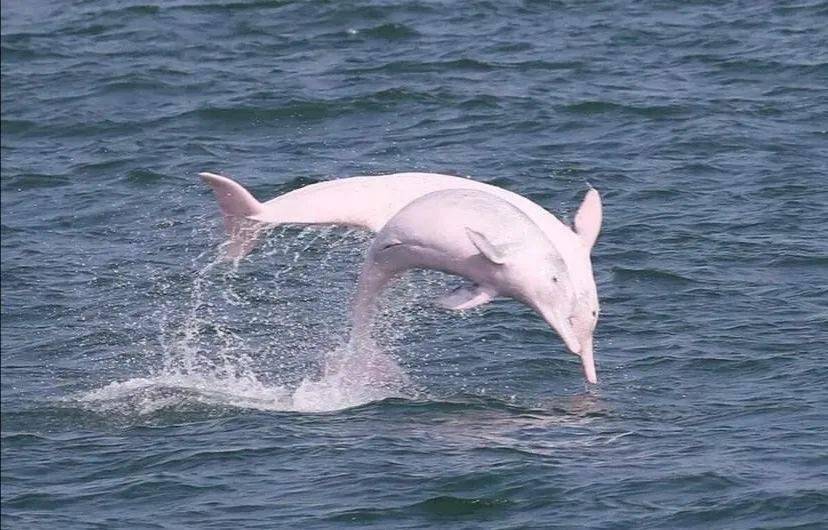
xmin=74 ymin=226 xmax=415 ymax=415
xmin=78 ymin=343 xmax=408 ymax=414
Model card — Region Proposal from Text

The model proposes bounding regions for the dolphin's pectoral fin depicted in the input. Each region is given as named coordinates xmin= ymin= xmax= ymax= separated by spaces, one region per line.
xmin=436 ymin=284 xmax=494 ymax=311
xmin=465 ymin=228 xmax=507 ymax=265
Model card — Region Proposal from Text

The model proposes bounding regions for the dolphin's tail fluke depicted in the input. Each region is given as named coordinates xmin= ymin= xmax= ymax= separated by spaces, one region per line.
xmin=199 ymin=172 xmax=265 ymax=260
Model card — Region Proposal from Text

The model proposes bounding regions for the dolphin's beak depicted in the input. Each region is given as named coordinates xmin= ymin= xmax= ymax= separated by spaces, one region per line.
xmin=579 ymin=336 xmax=598 ymax=384
xmin=537 ymin=307 xmax=581 ymax=354
xmin=557 ymin=324 xmax=582 ymax=356
xmin=536 ymin=305 xmax=598 ymax=384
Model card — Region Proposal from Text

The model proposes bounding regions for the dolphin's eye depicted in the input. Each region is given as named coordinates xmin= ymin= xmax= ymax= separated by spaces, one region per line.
xmin=591 ymin=310 xmax=597 ymax=317
xmin=552 ymin=276 xmax=558 ymax=283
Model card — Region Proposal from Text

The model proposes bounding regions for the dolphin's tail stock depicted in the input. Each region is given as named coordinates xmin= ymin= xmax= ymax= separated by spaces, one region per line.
xmin=199 ymin=172 xmax=265 ymax=260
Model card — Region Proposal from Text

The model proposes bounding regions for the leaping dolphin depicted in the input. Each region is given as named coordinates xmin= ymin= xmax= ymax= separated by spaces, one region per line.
xmin=200 ymin=171 xmax=602 ymax=383
xmin=350 ymin=188 xmax=597 ymax=383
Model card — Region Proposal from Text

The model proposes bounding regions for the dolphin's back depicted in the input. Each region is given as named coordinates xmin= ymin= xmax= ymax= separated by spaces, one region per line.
xmin=253 ymin=173 xmax=467 ymax=231
xmin=376 ymin=188 xmax=545 ymax=260
xmin=200 ymin=171 xmax=575 ymax=259
xmin=252 ymin=173 xmax=556 ymax=231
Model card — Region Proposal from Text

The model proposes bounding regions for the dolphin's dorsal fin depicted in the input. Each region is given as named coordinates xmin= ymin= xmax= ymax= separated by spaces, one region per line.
xmin=574 ymin=188 xmax=602 ymax=251
xmin=436 ymin=284 xmax=495 ymax=310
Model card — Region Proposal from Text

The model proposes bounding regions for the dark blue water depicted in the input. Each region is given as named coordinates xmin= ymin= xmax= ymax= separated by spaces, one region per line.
xmin=2 ymin=1 xmax=827 ymax=528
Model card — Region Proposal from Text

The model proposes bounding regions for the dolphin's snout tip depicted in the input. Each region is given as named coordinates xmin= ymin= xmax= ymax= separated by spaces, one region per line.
xmin=580 ymin=343 xmax=597 ymax=384
xmin=582 ymin=362 xmax=598 ymax=384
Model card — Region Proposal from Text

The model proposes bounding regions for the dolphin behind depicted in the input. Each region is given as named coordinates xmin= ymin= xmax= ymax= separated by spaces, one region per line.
xmin=199 ymin=171 xmax=579 ymax=260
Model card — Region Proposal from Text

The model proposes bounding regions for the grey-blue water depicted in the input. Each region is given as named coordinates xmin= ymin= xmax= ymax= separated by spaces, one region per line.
xmin=2 ymin=1 xmax=827 ymax=528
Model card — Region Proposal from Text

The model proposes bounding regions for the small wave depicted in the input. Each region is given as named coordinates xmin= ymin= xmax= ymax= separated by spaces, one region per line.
xmin=563 ymin=100 xmax=688 ymax=118
xmin=611 ymin=266 xmax=698 ymax=286
xmin=167 ymin=1 xmax=290 ymax=14
xmin=182 ymin=88 xmax=444 ymax=127
xmin=124 ymin=169 xmax=166 ymax=186
xmin=329 ymin=495 xmax=514 ymax=522
xmin=1 ymin=118 xmax=39 ymax=135
xmin=79 ymin=3 xmax=160 ymax=19
xmin=352 ymin=23 xmax=420 ymax=40
xmin=347 ymin=58 xmax=496 ymax=75
xmin=1 ymin=172 xmax=73 ymax=190
xmin=0 ymin=43 xmax=71 ymax=62
xmin=412 ymin=495 xmax=514 ymax=516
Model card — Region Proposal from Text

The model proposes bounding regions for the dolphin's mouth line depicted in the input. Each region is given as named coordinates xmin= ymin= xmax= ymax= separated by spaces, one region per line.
xmin=379 ymin=241 xmax=403 ymax=251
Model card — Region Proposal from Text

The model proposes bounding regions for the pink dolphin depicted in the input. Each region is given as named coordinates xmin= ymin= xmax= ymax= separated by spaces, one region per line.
xmin=349 ymin=188 xmax=596 ymax=383
xmin=200 ymin=171 xmax=602 ymax=383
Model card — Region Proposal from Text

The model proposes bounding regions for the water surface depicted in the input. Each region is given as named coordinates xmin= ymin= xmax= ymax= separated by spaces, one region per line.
xmin=2 ymin=1 xmax=827 ymax=528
